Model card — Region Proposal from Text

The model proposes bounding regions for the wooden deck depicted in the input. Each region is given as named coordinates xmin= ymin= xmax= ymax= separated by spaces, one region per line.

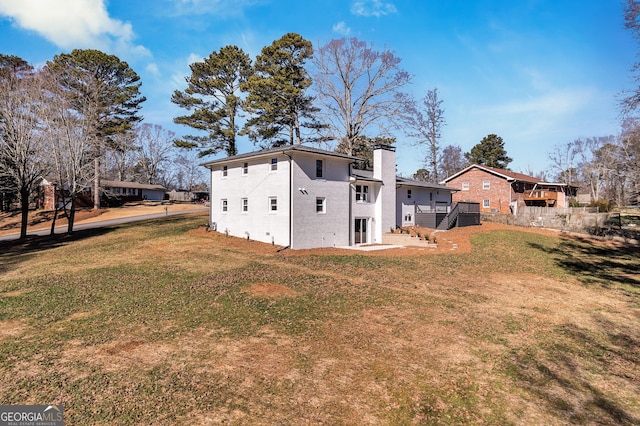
xmin=524 ymin=190 xmax=557 ymax=207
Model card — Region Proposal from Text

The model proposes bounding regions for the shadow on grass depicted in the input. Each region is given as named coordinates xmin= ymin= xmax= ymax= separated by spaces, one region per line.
xmin=528 ymin=236 xmax=640 ymax=288
xmin=0 ymin=228 xmax=114 ymax=277
xmin=508 ymin=319 xmax=640 ymax=425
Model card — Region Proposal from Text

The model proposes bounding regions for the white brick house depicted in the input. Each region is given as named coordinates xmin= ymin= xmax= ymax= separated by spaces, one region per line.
xmin=203 ymin=144 xmax=457 ymax=249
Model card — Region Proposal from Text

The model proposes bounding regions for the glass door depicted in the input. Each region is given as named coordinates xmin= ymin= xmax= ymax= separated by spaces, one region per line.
xmin=354 ymin=218 xmax=367 ymax=244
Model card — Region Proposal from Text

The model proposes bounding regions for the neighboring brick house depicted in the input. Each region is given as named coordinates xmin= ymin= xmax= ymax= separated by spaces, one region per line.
xmin=203 ymin=144 xmax=459 ymax=250
xmin=38 ymin=179 xmax=167 ymax=210
xmin=101 ymin=180 xmax=167 ymax=202
xmin=441 ymin=164 xmax=578 ymax=214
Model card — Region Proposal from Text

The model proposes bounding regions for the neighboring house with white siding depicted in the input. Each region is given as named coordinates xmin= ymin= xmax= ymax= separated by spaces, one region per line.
xmin=203 ymin=144 xmax=458 ymax=250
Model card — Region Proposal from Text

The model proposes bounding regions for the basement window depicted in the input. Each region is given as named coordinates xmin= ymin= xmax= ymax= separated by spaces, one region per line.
xmin=483 ymin=199 xmax=490 ymax=208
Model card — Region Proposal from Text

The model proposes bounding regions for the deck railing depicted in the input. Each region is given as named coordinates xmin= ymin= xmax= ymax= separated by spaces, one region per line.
xmin=524 ymin=190 xmax=558 ymax=201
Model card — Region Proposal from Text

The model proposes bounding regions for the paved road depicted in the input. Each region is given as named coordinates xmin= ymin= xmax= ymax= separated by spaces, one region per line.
xmin=0 ymin=208 xmax=208 ymax=243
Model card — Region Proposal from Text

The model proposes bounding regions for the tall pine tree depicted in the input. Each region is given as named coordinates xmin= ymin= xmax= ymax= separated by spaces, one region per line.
xmin=46 ymin=49 xmax=145 ymax=215
xmin=172 ymin=45 xmax=252 ymax=157
xmin=241 ymin=33 xmax=322 ymax=147
xmin=465 ymin=134 xmax=512 ymax=169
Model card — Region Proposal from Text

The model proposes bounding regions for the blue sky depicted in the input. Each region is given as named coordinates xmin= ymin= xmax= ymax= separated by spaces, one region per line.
xmin=0 ymin=0 xmax=635 ymax=178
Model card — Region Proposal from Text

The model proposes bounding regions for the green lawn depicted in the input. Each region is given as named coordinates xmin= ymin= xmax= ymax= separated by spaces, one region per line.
xmin=1 ymin=215 xmax=638 ymax=424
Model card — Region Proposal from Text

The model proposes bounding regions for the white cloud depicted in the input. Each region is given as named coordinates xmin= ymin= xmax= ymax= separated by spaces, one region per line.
xmin=0 ymin=0 xmax=149 ymax=58
xmin=351 ymin=0 xmax=397 ymax=17
xmin=482 ymin=89 xmax=595 ymax=117
xmin=332 ymin=21 xmax=351 ymax=36
xmin=146 ymin=62 xmax=160 ymax=77
xmin=170 ymin=53 xmax=203 ymax=90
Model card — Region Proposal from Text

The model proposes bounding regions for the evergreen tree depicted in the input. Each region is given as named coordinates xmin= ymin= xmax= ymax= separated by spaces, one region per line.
xmin=46 ymin=49 xmax=145 ymax=216
xmin=241 ymin=33 xmax=321 ymax=147
xmin=465 ymin=134 xmax=512 ymax=169
xmin=172 ymin=45 xmax=252 ymax=157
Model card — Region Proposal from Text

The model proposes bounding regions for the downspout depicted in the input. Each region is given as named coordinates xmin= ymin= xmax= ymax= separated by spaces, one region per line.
xmin=508 ymin=178 xmax=515 ymax=215
xmin=208 ymin=165 xmax=213 ymax=228
xmin=283 ymin=151 xmax=293 ymax=249
xmin=348 ymin=162 xmax=357 ymax=246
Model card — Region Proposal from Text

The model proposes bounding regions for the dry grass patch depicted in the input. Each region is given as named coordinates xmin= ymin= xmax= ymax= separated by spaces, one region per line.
xmin=245 ymin=283 xmax=298 ymax=298
xmin=0 ymin=319 xmax=28 ymax=339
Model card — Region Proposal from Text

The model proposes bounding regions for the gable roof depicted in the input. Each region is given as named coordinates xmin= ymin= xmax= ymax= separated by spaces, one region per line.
xmin=441 ymin=164 xmax=543 ymax=184
xmin=101 ymin=180 xmax=166 ymax=191
xmin=201 ymin=145 xmax=360 ymax=168
xmin=396 ymin=176 xmax=458 ymax=191
xmin=352 ymin=170 xmax=458 ymax=192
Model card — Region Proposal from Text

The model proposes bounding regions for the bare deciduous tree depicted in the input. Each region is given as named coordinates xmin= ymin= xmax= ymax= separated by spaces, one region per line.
xmin=103 ymin=131 xmax=137 ymax=182
xmin=135 ymin=123 xmax=175 ymax=184
xmin=623 ymin=0 xmax=640 ymax=113
xmin=0 ymin=55 xmax=49 ymax=239
xmin=312 ymin=37 xmax=412 ymax=155
xmin=41 ymin=68 xmax=96 ymax=234
xmin=440 ymin=144 xmax=467 ymax=180
xmin=548 ymin=140 xmax=578 ymax=185
xmin=173 ymin=149 xmax=207 ymax=192
xmin=620 ymin=117 xmax=640 ymax=205
xmin=403 ymin=88 xmax=445 ymax=182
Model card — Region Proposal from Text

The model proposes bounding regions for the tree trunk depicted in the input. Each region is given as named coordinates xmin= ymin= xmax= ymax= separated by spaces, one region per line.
xmin=49 ymin=206 xmax=59 ymax=236
xmin=94 ymin=157 xmax=100 ymax=210
xmin=67 ymin=197 xmax=76 ymax=234
xmin=19 ymin=187 xmax=29 ymax=240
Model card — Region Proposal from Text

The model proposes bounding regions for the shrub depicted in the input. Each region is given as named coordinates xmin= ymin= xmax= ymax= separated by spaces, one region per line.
xmin=589 ymin=199 xmax=613 ymax=212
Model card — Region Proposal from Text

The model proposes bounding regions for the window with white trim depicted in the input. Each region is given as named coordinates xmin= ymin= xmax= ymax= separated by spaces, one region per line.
xmin=221 ymin=199 xmax=228 ymax=213
xmin=269 ymin=197 xmax=277 ymax=212
xmin=407 ymin=189 xmax=412 ymax=199
xmin=483 ymin=199 xmax=490 ymax=208
xmin=270 ymin=158 xmax=277 ymax=171
xmin=316 ymin=197 xmax=326 ymax=213
xmin=242 ymin=162 xmax=248 ymax=175
xmin=241 ymin=198 xmax=248 ymax=212
xmin=316 ymin=159 xmax=324 ymax=178
xmin=461 ymin=182 xmax=469 ymax=191
xmin=355 ymin=185 xmax=369 ymax=202
xmin=483 ymin=180 xmax=490 ymax=190
xmin=222 ymin=166 xmax=228 ymax=177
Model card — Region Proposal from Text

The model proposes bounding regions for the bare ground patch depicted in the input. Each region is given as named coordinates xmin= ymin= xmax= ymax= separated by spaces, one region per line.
xmin=0 ymin=319 xmax=28 ymax=339
xmin=245 ymin=283 xmax=298 ymax=298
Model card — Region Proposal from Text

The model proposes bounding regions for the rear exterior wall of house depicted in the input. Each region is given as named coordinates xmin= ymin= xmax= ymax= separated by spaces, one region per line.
xmin=448 ymin=169 xmax=514 ymax=214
